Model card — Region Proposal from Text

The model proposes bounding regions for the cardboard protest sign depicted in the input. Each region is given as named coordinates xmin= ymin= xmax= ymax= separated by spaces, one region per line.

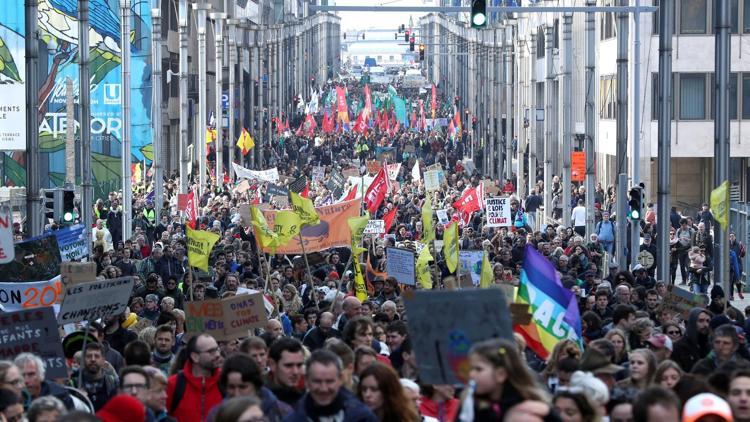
xmin=326 ymin=171 xmax=345 ymax=199
xmin=60 ymin=262 xmax=97 ymax=286
xmin=0 ymin=307 xmax=67 ymax=378
xmin=404 ymin=289 xmax=513 ymax=385
xmin=222 ymin=292 xmax=268 ymax=338
xmin=185 ymin=299 xmax=226 ymax=340
xmin=0 ymin=206 xmax=14 ymax=264
xmin=424 ymin=170 xmax=441 ymax=191
xmin=663 ymin=286 xmax=706 ymax=315
xmin=436 ymin=209 xmax=450 ymax=225
xmin=363 ymin=220 xmax=385 ymax=235
xmin=239 ymin=204 xmax=252 ymax=227
xmin=266 ymin=184 xmax=289 ymax=197
xmin=0 ymin=276 xmax=63 ymax=312
xmin=459 ymin=250 xmax=483 ymax=285
xmin=485 ymin=197 xmax=512 ymax=227
xmin=57 ymin=277 xmax=134 ymax=325
xmin=312 ymin=166 xmax=326 ymax=183
xmin=0 ymin=234 xmax=62 ymax=282
xmin=51 ymin=224 xmax=88 ymax=262
xmin=386 ymin=247 xmax=416 ymax=286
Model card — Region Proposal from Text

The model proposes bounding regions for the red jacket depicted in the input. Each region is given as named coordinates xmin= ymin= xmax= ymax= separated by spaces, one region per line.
xmin=166 ymin=360 xmax=222 ymax=422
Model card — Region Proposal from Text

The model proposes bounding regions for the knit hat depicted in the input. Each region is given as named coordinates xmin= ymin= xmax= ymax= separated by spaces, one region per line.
xmin=711 ymin=284 xmax=726 ymax=299
xmin=121 ymin=312 xmax=138 ymax=329
xmin=96 ymin=395 xmax=146 ymax=422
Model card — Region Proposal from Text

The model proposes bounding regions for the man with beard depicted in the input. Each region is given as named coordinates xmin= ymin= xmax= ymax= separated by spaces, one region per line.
xmin=672 ymin=308 xmax=713 ymax=372
xmin=151 ymin=325 xmax=176 ymax=376
xmin=71 ymin=343 xmax=119 ymax=411
xmin=166 ymin=334 xmax=223 ymax=422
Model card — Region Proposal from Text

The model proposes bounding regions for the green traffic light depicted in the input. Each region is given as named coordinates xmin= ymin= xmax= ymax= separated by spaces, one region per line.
xmin=63 ymin=212 xmax=74 ymax=222
xmin=472 ymin=12 xmax=487 ymax=27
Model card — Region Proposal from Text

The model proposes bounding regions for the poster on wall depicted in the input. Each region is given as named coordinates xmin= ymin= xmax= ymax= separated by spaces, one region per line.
xmin=0 ymin=3 xmax=25 ymax=150
xmin=0 ymin=2 xmax=153 ymax=196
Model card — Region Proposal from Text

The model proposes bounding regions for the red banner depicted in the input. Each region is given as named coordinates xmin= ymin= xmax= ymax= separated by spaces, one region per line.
xmin=183 ymin=191 xmax=197 ymax=229
xmin=571 ymin=151 xmax=586 ymax=182
xmin=452 ymin=184 xmax=484 ymax=215
xmin=431 ymin=84 xmax=437 ymax=118
xmin=336 ymin=86 xmax=349 ymax=122
xmin=364 ymin=168 xmax=389 ymax=213
xmin=364 ymin=85 xmax=373 ymax=119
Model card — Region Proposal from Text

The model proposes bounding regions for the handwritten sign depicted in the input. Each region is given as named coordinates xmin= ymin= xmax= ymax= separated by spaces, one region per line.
xmin=185 ymin=299 xmax=226 ymax=340
xmin=436 ymin=209 xmax=449 ymax=225
xmin=312 ymin=166 xmax=326 ymax=183
xmin=424 ymin=170 xmax=441 ymax=191
xmin=0 ymin=277 xmax=63 ymax=312
xmin=60 ymin=262 xmax=97 ymax=286
xmin=485 ymin=197 xmax=512 ymax=227
xmin=363 ymin=220 xmax=385 ymax=234
xmin=222 ymin=292 xmax=268 ymax=339
xmin=386 ymin=247 xmax=416 ymax=286
xmin=459 ymin=250 xmax=483 ymax=285
xmin=52 ymin=224 xmax=88 ymax=262
xmin=404 ymin=289 xmax=513 ymax=385
xmin=0 ymin=307 xmax=67 ymax=378
xmin=57 ymin=277 xmax=134 ymax=325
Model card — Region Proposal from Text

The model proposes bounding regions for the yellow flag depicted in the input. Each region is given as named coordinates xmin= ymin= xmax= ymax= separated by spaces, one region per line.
xmin=710 ymin=180 xmax=729 ymax=229
xmin=348 ymin=213 xmax=371 ymax=245
xmin=273 ymin=210 xmax=303 ymax=245
xmin=443 ymin=222 xmax=459 ymax=273
xmin=290 ymin=191 xmax=320 ymax=226
xmin=422 ymin=198 xmax=434 ymax=244
xmin=186 ymin=226 xmax=220 ymax=271
xmin=236 ymin=128 xmax=255 ymax=154
xmin=352 ymin=260 xmax=368 ymax=301
xmin=250 ymin=207 xmax=279 ymax=249
xmin=206 ymin=128 xmax=216 ymax=143
xmin=480 ymin=249 xmax=493 ymax=288
xmin=416 ymin=246 xmax=433 ymax=290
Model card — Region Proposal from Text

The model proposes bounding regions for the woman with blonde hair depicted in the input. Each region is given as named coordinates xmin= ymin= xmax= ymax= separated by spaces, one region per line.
xmin=540 ymin=339 xmax=582 ymax=392
xmin=280 ymin=284 xmax=303 ymax=315
xmin=617 ymin=348 xmax=658 ymax=390
xmin=605 ymin=328 xmax=630 ymax=365
xmin=654 ymin=360 xmax=683 ymax=390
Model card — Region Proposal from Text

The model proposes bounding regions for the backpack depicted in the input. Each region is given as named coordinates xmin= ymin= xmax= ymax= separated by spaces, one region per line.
xmin=169 ymin=371 xmax=225 ymax=414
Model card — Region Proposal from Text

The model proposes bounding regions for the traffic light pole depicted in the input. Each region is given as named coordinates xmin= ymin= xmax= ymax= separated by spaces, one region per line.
xmin=562 ymin=13 xmax=572 ymax=228
xmin=617 ymin=0 xmax=630 ymax=271
xmin=714 ymin=0 xmax=730 ymax=299
xmin=585 ymin=0 xmax=596 ymax=239
xmin=657 ymin=0 xmax=673 ymax=284
xmin=120 ymin=0 xmax=133 ymax=241
xmin=26 ymin=0 xmax=41 ymax=236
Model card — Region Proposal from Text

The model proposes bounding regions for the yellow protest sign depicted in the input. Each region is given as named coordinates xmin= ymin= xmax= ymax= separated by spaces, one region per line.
xmin=710 ymin=180 xmax=729 ymax=229
xmin=443 ymin=222 xmax=459 ymax=273
xmin=480 ymin=249 xmax=493 ymax=288
xmin=186 ymin=227 xmax=220 ymax=271
xmin=290 ymin=191 xmax=320 ymax=226
xmin=422 ymin=199 xmax=434 ymax=245
xmin=416 ymin=246 xmax=433 ymax=290
xmin=348 ymin=213 xmax=371 ymax=245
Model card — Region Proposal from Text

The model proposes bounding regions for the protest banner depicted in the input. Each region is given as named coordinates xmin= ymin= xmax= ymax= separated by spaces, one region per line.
xmin=363 ymin=220 xmax=385 ymax=235
xmin=312 ymin=166 xmax=326 ymax=183
xmin=57 ymin=277 xmax=134 ymax=325
xmin=51 ymin=224 xmax=88 ymax=262
xmin=222 ymin=292 xmax=268 ymax=338
xmin=0 ymin=307 xmax=67 ymax=378
xmin=424 ymin=170 xmax=441 ymax=191
xmin=185 ymin=299 xmax=226 ymax=340
xmin=386 ymin=163 xmax=401 ymax=180
xmin=0 ymin=234 xmax=62 ymax=282
xmin=231 ymin=163 xmax=280 ymax=183
xmin=0 ymin=206 xmax=13 ymax=264
xmin=259 ymin=199 xmax=361 ymax=254
xmin=326 ymin=171 xmax=345 ymax=199
xmin=239 ymin=204 xmax=252 ymax=227
xmin=186 ymin=227 xmax=220 ymax=271
xmin=404 ymin=289 xmax=513 ymax=385
xmin=266 ymin=184 xmax=289 ymax=197
xmin=0 ymin=276 xmax=62 ymax=312
xmin=459 ymin=250 xmax=483 ymax=285
xmin=386 ymin=247 xmax=416 ymax=286
xmin=663 ymin=286 xmax=707 ymax=315
xmin=485 ymin=197 xmax=512 ymax=227
xmin=177 ymin=193 xmax=189 ymax=209
xmin=342 ymin=167 xmax=360 ymax=178
xmin=59 ymin=262 xmax=97 ymax=286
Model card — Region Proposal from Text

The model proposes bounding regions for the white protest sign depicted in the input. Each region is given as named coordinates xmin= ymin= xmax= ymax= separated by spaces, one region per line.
xmin=57 ymin=277 xmax=134 ymax=325
xmin=436 ymin=209 xmax=449 ymax=225
xmin=0 ymin=277 xmax=62 ymax=312
xmin=485 ymin=197 xmax=512 ymax=227
xmin=363 ymin=220 xmax=385 ymax=234
xmin=231 ymin=163 xmax=280 ymax=183
xmin=312 ymin=166 xmax=326 ymax=183
xmin=424 ymin=170 xmax=441 ymax=191
xmin=386 ymin=247 xmax=416 ymax=286
xmin=386 ymin=163 xmax=402 ymax=181
xmin=0 ymin=207 xmax=13 ymax=263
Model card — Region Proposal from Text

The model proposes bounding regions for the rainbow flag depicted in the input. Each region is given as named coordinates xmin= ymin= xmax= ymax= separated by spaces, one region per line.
xmin=514 ymin=245 xmax=582 ymax=360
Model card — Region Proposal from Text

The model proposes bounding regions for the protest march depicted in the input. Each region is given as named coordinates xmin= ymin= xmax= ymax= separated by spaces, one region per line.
xmin=0 ymin=66 xmax=746 ymax=422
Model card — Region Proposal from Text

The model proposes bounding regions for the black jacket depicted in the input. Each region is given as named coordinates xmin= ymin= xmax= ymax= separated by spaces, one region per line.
xmin=672 ymin=308 xmax=712 ymax=372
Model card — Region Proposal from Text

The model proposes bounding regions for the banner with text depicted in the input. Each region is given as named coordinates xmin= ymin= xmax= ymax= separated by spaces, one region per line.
xmin=0 ymin=307 xmax=67 ymax=378
xmin=57 ymin=277 xmax=134 ymax=325
xmin=485 ymin=197 xmax=512 ymax=227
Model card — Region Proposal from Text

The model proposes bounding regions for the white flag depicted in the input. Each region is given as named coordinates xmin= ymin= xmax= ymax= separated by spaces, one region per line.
xmin=411 ymin=160 xmax=421 ymax=181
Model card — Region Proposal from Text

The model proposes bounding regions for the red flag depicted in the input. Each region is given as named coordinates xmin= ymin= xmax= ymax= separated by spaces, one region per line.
xmin=431 ymin=84 xmax=437 ymax=119
xmin=410 ymin=110 xmax=417 ymax=128
xmin=304 ymin=114 xmax=318 ymax=137
xmin=364 ymin=168 xmax=389 ymax=213
xmin=383 ymin=206 xmax=399 ymax=233
xmin=336 ymin=86 xmax=349 ymax=122
xmin=184 ymin=191 xmax=197 ymax=229
xmin=301 ymin=182 xmax=310 ymax=198
xmin=454 ymin=110 xmax=462 ymax=131
xmin=354 ymin=112 xmax=368 ymax=134
xmin=364 ymin=85 xmax=373 ymax=118
xmin=448 ymin=118 xmax=456 ymax=140
xmin=452 ymin=184 xmax=484 ymax=215
xmin=295 ymin=122 xmax=304 ymax=137
xmin=343 ymin=184 xmax=358 ymax=202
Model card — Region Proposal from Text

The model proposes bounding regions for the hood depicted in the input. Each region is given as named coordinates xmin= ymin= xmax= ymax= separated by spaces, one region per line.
xmin=181 ymin=359 xmax=221 ymax=389
xmin=685 ymin=307 xmax=712 ymax=343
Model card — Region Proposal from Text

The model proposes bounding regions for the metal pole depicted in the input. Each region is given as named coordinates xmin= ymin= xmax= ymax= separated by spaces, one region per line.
xmin=266 ymin=30 xmax=272 ymax=158
xmin=78 ymin=0 xmax=92 ymax=236
xmin=616 ymin=0 xmax=630 ymax=271
xmin=194 ymin=3 xmax=211 ymax=197
xmin=211 ymin=13 xmax=226 ymax=188
xmin=26 ymin=0 xmax=41 ymax=236
xmin=516 ymin=37 xmax=525 ymax=199
xmin=178 ymin=0 xmax=189 ymax=194
xmin=152 ymin=2 xmax=164 ymax=213
xmin=562 ymin=13 xmax=572 ymax=228
xmin=630 ymin=0 xmax=643 ymax=271
xmin=544 ymin=24 xmax=554 ymax=223
xmin=249 ymin=26 xmax=257 ymax=169
xmin=529 ymin=32 xmax=537 ymax=195
xmin=120 ymin=0 xmax=132 ymax=241
xmin=585 ymin=0 xmax=597 ymax=239
xmin=656 ymin=0 xmax=673 ymax=283
xmin=228 ymin=20 xmax=237 ymax=180
xmin=504 ymin=24 xmax=513 ymax=183
xmin=258 ymin=29 xmax=265 ymax=168
xmin=714 ymin=0 xmax=730 ymax=296
xmin=495 ymin=29 xmax=503 ymax=181
xmin=488 ymin=33 xmax=495 ymax=180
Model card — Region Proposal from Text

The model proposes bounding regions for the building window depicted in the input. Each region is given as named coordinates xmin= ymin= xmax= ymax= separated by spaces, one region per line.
xmin=743 ymin=74 xmax=750 ymax=119
xmin=600 ymin=75 xmax=616 ymax=120
xmin=745 ymin=0 xmax=750 ymax=32
xmin=537 ymin=27 xmax=545 ymax=58
xmin=710 ymin=73 xmax=738 ymax=120
xmin=680 ymin=73 xmax=706 ymax=119
xmin=600 ymin=10 xmax=616 ymax=40
xmin=680 ymin=0 xmax=708 ymax=34
xmin=651 ymin=73 xmax=675 ymax=120
xmin=653 ymin=0 xmax=676 ymax=35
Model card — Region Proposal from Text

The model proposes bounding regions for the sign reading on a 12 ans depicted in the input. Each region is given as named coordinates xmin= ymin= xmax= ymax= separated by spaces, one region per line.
xmin=485 ymin=197 xmax=512 ymax=227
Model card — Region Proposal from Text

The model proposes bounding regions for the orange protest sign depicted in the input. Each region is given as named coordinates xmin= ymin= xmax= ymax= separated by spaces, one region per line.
xmin=258 ymin=199 xmax=362 ymax=254
xmin=571 ymin=151 xmax=586 ymax=182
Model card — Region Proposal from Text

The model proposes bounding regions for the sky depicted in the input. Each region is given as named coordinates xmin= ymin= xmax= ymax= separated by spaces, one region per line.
xmin=334 ymin=0 xmax=440 ymax=32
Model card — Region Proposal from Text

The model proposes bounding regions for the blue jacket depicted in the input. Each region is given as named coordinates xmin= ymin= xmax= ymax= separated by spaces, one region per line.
xmin=284 ymin=389 xmax=377 ymax=422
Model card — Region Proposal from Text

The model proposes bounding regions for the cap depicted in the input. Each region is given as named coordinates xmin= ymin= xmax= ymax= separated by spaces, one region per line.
xmin=647 ymin=334 xmax=673 ymax=351
xmin=62 ymin=330 xmax=99 ymax=359
xmin=328 ymin=271 xmax=340 ymax=280
xmin=682 ymin=393 xmax=733 ymax=422
xmin=96 ymin=394 xmax=146 ymax=422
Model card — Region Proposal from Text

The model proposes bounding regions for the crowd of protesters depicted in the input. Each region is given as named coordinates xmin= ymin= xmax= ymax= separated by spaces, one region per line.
xmin=3 ymin=76 xmax=749 ymax=422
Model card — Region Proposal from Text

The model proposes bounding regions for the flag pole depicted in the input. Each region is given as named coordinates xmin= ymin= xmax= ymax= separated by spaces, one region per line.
xmin=298 ymin=232 xmax=318 ymax=307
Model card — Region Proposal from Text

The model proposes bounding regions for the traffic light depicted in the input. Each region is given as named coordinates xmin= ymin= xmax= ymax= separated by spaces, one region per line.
xmin=409 ymin=36 xmax=415 ymax=51
xmin=404 ymin=30 xmax=409 ymax=42
xmin=628 ymin=186 xmax=644 ymax=220
xmin=61 ymin=188 xmax=75 ymax=224
xmin=362 ymin=33 xmax=365 ymax=40
xmin=42 ymin=189 xmax=57 ymax=222
xmin=419 ymin=44 xmax=425 ymax=60
xmin=471 ymin=0 xmax=487 ymax=28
